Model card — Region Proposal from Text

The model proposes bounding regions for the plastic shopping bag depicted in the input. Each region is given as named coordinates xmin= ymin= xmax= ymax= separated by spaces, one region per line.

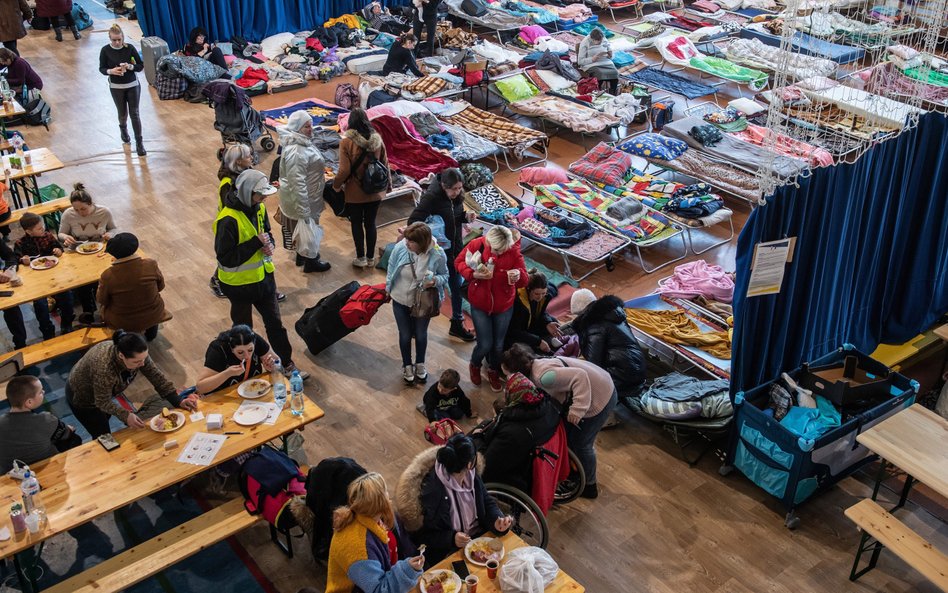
xmin=498 ymin=547 xmax=558 ymax=593
xmin=292 ymin=218 xmax=323 ymax=259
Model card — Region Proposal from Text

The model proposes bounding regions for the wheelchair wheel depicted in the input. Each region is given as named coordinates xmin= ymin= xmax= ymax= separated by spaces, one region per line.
xmin=486 ymin=483 xmax=548 ymax=549
xmin=553 ymin=449 xmax=586 ymax=505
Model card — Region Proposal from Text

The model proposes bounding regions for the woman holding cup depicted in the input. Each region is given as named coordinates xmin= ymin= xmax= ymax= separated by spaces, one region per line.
xmin=455 ymin=226 xmax=528 ymax=392
xmin=98 ymin=24 xmax=146 ymax=156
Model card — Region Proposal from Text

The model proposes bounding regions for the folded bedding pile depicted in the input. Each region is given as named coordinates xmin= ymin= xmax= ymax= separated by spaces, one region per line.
xmin=470 ymin=185 xmax=598 ymax=248
xmin=724 ymin=37 xmax=837 ymax=79
xmin=887 ymin=45 xmax=948 ymax=87
xmin=633 ymin=372 xmax=733 ymax=419
xmin=534 ymin=180 xmax=675 ymax=242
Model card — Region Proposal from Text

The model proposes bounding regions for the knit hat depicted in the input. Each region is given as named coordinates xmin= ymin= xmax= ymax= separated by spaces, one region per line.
xmin=504 ymin=372 xmax=544 ymax=407
xmin=570 ymin=288 xmax=596 ymax=315
xmin=105 ymin=232 xmax=139 ymax=259
xmin=284 ymin=110 xmax=312 ymax=135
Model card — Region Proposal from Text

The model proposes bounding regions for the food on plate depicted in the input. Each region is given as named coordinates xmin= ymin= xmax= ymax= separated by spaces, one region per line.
xmin=155 ymin=408 xmax=180 ymax=431
xmin=468 ymin=538 xmax=502 ymax=564
xmin=77 ymin=242 xmax=102 ymax=254
xmin=32 ymin=257 xmax=57 ymax=269
xmin=422 ymin=571 xmax=458 ymax=593
xmin=246 ymin=379 xmax=269 ymax=395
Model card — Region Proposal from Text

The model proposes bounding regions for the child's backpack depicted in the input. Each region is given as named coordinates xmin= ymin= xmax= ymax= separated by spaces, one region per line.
xmin=238 ymin=446 xmax=307 ymax=531
xmin=424 ymin=418 xmax=463 ymax=445
xmin=334 ymin=83 xmax=360 ymax=110
xmin=71 ymin=3 xmax=93 ymax=31
xmin=651 ymin=100 xmax=675 ymax=131
xmin=339 ymin=283 xmax=389 ymax=329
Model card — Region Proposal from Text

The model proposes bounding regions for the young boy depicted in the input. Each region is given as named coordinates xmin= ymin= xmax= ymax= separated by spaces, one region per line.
xmin=14 ymin=212 xmax=74 ymax=338
xmin=0 ymin=376 xmax=80 ymax=473
xmin=422 ymin=369 xmax=472 ymax=422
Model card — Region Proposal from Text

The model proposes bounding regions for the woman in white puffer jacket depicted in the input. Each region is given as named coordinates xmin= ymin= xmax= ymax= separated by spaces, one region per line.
xmin=277 ymin=110 xmax=331 ymax=273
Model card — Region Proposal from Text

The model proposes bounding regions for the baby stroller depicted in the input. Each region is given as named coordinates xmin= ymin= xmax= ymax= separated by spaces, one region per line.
xmin=202 ymin=80 xmax=275 ymax=161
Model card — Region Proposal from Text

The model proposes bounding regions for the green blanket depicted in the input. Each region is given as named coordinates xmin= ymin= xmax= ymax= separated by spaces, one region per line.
xmin=689 ymin=56 xmax=768 ymax=91
xmin=904 ymin=66 xmax=948 ymax=88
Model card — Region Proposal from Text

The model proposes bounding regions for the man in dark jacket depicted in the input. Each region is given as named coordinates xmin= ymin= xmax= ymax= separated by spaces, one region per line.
xmin=572 ymin=294 xmax=646 ymax=400
xmin=473 ymin=372 xmax=560 ymax=492
xmin=412 ymin=0 xmax=441 ymax=57
xmin=407 ymin=167 xmax=475 ymax=341
xmin=214 ymin=169 xmax=302 ymax=375
xmin=505 ymin=270 xmax=560 ymax=353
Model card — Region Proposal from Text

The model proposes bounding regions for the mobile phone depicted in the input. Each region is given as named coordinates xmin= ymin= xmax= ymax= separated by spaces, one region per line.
xmin=97 ymin=433 xmax=120 ymax=452
xmin=0 ymin=290 xmax=13 ymax=297
xmin=452 ymin=560 xmax=470 ymax=579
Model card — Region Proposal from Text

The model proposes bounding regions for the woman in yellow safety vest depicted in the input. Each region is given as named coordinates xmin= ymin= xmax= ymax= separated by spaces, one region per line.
xmin=209 ymin=144 xmax=253 ymax=298
xmin=213 ymin=169 xmax=303 ymax=376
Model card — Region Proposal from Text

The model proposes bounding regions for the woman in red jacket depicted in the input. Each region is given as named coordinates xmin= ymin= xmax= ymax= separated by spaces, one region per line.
xmin=455 ymin=226 xmax=527 ymax=392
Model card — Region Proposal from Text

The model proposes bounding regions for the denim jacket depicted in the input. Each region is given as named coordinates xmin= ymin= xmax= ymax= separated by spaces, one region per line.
xmin=385 ymin=239 xmax=449 ymax=303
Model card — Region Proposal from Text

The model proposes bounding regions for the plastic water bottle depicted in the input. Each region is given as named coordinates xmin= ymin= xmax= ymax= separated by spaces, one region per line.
xmin=289 ymin=370 xmax=305 ymax=417
xmin=271 ymin=361 xmax=287 ymax=409
xmin=20 ymin=471 xmax=43 ymax=517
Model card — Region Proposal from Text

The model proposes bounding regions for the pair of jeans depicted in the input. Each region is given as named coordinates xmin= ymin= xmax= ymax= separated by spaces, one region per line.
xmin=66 ymin=384 xmax=113 ymax=438
xmin=227 ymin=290 xmax=293 ymax=366
xmin=347 ymin=201 xmax=380 ymax=259
xmin=565 ymin=389 xmax=618 ymax=485
xmin=392 ymin=300 xmax=430 ymax=366
xmin=469 ymin=306 xmax=513 ymax=371
xmin=33 ymin=291 xmax=75 ymax=337
xmin=110 ymin=83 xmax=143 ymax=141
xmin=447 ymin=260 xmax=463 ymax=322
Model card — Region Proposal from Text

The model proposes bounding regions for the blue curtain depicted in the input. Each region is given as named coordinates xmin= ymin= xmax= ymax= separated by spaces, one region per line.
xmin=731 ymin=112 xmax=948 ymax=394
xmin=137 ymin=0 xmax=411 ymax=51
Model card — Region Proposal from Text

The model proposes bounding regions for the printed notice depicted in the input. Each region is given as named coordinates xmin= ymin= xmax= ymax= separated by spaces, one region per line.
xmin=747 ymin=239 xmax=792 ymax=297
xmin=177 ymin=432 xmax=227 ymax=466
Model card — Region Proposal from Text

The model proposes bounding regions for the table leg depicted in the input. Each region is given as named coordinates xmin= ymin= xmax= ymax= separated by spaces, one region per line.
xmin=894 ymin=474 xmax=915 ymax=512
xmin=8 ymin=177 xmax=22 ymax=209
xmin=11 ymin=549 xmax=38 ymax=593
xmin=26 ymin=175 xmax=39 ymax=206
xmin=870 ymin=458 xmax=887 ymax=501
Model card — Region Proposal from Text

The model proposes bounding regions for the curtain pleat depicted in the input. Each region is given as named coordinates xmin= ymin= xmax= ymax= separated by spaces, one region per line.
xmin=732 ymin=112 xmax=948 ymax=393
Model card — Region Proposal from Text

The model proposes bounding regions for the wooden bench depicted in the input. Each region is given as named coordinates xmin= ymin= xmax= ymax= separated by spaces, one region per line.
xmin=0 ymin=197 xmax=70 ymax=228
xmin=44 ymin=497 xmax=261 ymax=593
xmin=845 ymin=498 xmax=948 ymax=591
xmin=0 ymin=326 xmax=114 ymax=370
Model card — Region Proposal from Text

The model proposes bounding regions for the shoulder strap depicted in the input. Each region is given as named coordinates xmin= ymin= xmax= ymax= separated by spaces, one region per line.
xmin=347 ymin=148 xmax=369 ymax=183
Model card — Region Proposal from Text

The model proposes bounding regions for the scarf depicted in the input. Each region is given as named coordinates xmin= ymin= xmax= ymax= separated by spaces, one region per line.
xmin=434 ymin=461 xmax=477 ymax=533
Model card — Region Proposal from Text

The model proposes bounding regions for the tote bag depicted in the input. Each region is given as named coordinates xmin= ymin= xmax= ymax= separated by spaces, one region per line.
xmin=292 ymin=218 xmax=323 ymax=259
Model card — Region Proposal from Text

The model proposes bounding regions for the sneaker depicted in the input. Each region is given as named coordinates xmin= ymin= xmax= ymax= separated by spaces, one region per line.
xmin=352 ymin=257 xmax=368 ymax=268
xmin=283 ymin=363 xmax=310 ymax=381
xmin=469 ymin=363 xmax=482 ymax=386
xmin=487 ymin=369 xmax=503 ymax=392
xmin=276 ymin=292 xmax=287 ymax=303
xmin=76 ymin=312 xmax=96 ymax=326
xmin=366 ymin=257 xmax=377 ymax=268
xmin=602 ymin=413 xmax=620 ymax=430
xmin=403 ymin=365 xmax=415 ymax=384
xmin=580 ymin=483 xmax=599 ymax=499
xmin=449 ymin=320 xmax=475 ymax=342
xmin=414 ymin=363 xmax=428 ymax=383
xmin=415 ymin=402 xmax=428 ymax=417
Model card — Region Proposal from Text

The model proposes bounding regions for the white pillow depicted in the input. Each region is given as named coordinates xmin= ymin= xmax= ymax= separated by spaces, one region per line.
xmin=536 ymin=69 xmax=574 ymax=92
xmin=728 ymin=97 xmax=766 ymax=115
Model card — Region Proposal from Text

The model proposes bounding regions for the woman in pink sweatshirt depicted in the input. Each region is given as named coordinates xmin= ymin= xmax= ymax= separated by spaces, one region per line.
xmin=502 ymin=343 xmax=617 ymax=499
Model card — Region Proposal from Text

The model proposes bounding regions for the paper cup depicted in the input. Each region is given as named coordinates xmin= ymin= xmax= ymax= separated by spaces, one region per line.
xmin=24 ymin=512 xmax=40 ymax=534
xmin=465 ymin=575 xmax=479 ymax=593
xmin=486 ymin=559 xmax=499 ymax=579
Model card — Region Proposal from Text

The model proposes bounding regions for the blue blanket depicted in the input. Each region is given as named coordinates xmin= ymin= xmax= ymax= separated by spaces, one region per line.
xmin=623 ymin=66 xmax=717 ymax=99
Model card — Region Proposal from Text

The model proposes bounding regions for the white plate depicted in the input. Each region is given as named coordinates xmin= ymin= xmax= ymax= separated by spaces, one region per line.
xmin=233 ymin=405 xmax=269 ymax=426
xmin=237 ymin=378 xmax=271 ymax=399
xmin=418 ymin=570 xmax=462 ymax=593
xmin=464 ymin=537 xmax=505 ymax=566
xmin=76 ymin=241 xmax=104 ymax=255
xmin=149 ymin=411 xmax=186 ymax=433
xmin=29 ymin=256 xmax=58 ymax=270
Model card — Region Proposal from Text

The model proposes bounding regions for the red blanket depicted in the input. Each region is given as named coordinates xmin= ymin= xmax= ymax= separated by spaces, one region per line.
xmin=236 ymin=67 xmax=269 ymax=88
xmin=371 ymin=114 xmax=458 ymax=180
xmin=532 ymin=422 xmax=570 ymax=515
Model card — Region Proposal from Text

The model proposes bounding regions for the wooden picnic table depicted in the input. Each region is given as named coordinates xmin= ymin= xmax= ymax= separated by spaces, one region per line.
xmin=2 ymin=148 xmax=65 ymax=208
xmin=0 ymin=375 xmax=324 ymax=561
xmin=0 ymin=246 xmax=122 ymax=311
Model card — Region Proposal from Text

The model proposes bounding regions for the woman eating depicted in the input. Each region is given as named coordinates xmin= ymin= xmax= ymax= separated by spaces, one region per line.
xmin=66 ymin=331 xmax=198 ymax=437
xmin=196 ymin=324 xmax=278 ymax=394
xmin=326 ymin=473 xmax=423 ymax=593
xmin=385 ymin=222 xmax=448 ymax=384
xmin=58 ymin=182 xmax=117 ymax=321
xmin=396 ymin=433 xmax=512 ymax=564
xmin=455 ymin=226 xmax=528 ymax=392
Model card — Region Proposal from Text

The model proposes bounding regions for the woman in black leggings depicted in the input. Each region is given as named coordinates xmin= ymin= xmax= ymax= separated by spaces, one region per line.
xmin=98 ymin=24 xmax=146 ymax=156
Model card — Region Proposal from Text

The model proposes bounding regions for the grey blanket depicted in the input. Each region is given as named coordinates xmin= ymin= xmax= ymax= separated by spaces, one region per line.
xmin=663 ymin=116 xmax=806 ymax=179
xmin=157 ymin=55 xmax=227 ymax=84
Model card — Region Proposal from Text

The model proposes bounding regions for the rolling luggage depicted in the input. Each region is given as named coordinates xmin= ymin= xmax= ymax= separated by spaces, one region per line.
xmin=141 ymin=36 xmax=170 ymax=87
xmin=724 ymin=345 xmax=916 ymax=529
xmin=295 ymin=281 xmax=360 ymax=355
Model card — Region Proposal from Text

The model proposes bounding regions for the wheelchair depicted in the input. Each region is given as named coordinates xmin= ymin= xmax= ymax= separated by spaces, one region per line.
xmin=483 ymin=423 xmax=585 ymax=549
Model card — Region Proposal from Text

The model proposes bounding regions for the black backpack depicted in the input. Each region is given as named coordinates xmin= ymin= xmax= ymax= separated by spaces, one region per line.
xmin=461 ymin=0 xmax=488 ymax=16
xmin=351 ymin=148 xmax=390 ymax=194
xmin=13 ymin=99 xmax=51 ymax=130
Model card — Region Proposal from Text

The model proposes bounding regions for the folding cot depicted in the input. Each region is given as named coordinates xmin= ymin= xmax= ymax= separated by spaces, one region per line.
xmin=466 ymin=183 xmax=631 ymax=280
xmin=738 ymin=23 xmax=866 ymax=64
xmin=522 ymin=179 xmax=688 ymax=273
xmin=652 ymin=34 xmax=770 ymax=97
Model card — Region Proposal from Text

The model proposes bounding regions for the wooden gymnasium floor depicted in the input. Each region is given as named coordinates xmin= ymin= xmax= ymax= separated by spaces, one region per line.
xmin=5 ymin=14 xmax=944 ymax=593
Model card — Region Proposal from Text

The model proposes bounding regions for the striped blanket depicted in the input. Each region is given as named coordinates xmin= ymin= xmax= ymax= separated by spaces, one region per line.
xmin=440 ymin=105 xmax=547 ymax=154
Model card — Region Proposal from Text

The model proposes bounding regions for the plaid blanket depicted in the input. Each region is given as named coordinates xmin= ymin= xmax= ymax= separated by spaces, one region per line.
xmin=533 ymin=180 xmax=672 ymax=242
xmin=509 ymin=95 xmax=621 ymax=133
xmin=568 ymin=142 xmax=635 ymax=186
xmin=441 ymin=105 xmax=547 ymax=153
xmin=402 ymin=76 xmax=448 ymax=97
